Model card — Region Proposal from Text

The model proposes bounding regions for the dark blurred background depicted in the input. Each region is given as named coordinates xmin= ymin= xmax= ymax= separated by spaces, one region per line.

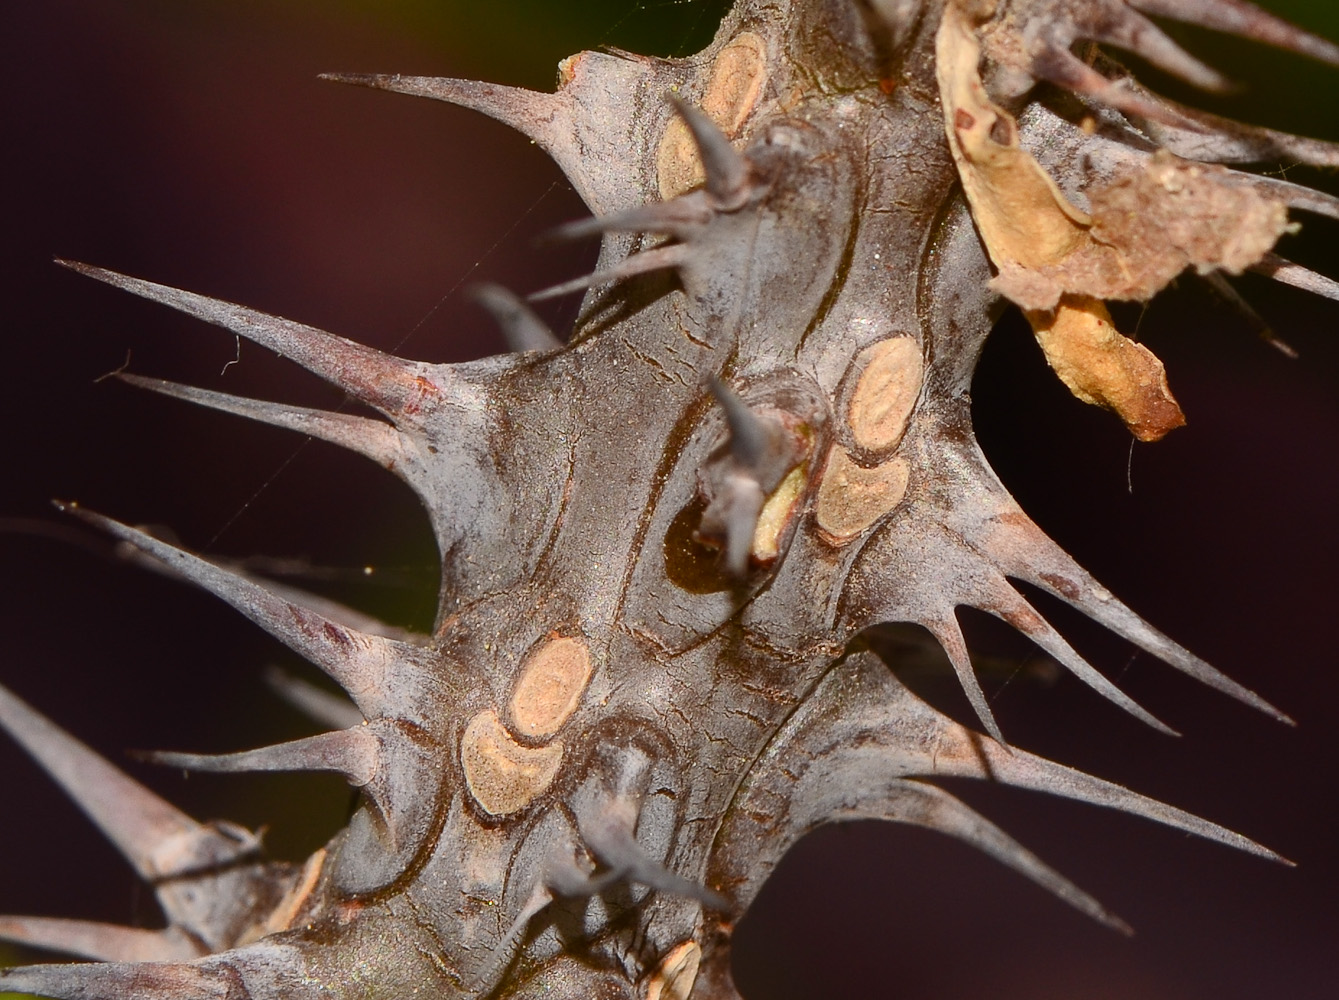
xmin=2 ymin=2 xmax=1337 ymax=998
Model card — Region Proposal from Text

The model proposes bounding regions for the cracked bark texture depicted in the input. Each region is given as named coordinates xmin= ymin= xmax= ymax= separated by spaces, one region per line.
xmin=3 ymin=2 xmax=1339 ymax=999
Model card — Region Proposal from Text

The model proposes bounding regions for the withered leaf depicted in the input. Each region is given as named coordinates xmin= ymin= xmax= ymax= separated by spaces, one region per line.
xmin=1027 ymin=296 xmax=1186 ymax=442
xmin=1088 ymin=151 xmax=1294 ymax=289
xmin=934 ymin=1 xmax=1292 ymax=439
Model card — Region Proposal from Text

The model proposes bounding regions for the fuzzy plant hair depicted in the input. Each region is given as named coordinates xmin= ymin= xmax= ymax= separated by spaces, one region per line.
xmin=3 ymin=1 xmax=1339 ymax=998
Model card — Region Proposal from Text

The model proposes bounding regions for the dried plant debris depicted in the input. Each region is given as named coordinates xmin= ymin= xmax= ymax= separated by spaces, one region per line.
xmin=937 ymin=0 xmax=1297 ymax=439
xmin=1028 ymin=294 xmax=1186 ymax=441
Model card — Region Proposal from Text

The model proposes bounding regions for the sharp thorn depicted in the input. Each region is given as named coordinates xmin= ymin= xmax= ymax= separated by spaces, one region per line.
xmin=668 ymin=97 xmax=751 ymax=211
xmin=1252 ymin=253 xmax=1339 ymax=304
xmin=0 ymin=960 xmax=250 ymax=1000
xmin=862 ymin=662 xmax=1289 ymax=863
xmin=0 ymin=917 xmax=202 ymax=963
xmin=111 ymin=536 xmax=427 ymax=648
xmin=698 ymin=380 xmax=808 ymax=578
xmin=527 ymin=243 xmax=689 ymax=301
xmin=56 ymin=504 xmax=421 ymax=722
xmin=720 ymin=476 xmax=766 ymax=579
xmin=1134 ymin=99 xmax=1339 ymax=166
xmin=503 ymin=882 xmax=553 ymax=945
xmin=233 ymin=573 xmax=428 ymax=646
xmin=708 ymin=378 xmax=770 ymax=469
xmin=1199 ymin=272 xmax=1297 ymax=358
xmin=107 ymin=375 xmax=460 ymax=588
xmin=318 ymin=73 xmax=567 ymax=148
xmin=578 ymin=798 xmax=726 ymax=908
xmin=116 ymin=373 xmax=406 ymax=467
xmin=0 ymin=681 xmax=258 ymax=881
xmin=927 ymin=615 xmax=1006 ymax=745
xmin=1091 ymin=7 xmax=1233 ymax=91
xmin=1032 ymin=47 xmax=1206 ymax=129
xmin=140 ymin=726 xmax=381 ymax=787
xmin=546 ymin=194 xmax=714 ymax=243
xmin=1082 ymin=117 xmax=1339 ymax=218
xmin=316 ymin=70 xmax=630 ymax=214
xmin=471 ymin=882 xmax=555 ymax=993
xmin=470 ymin=284 xmax=563 ymax=353
xmin=956 ymin=737 xmax=1289 ymax=863
xmin=1129 ymin=0 xmax=1339 ymax=67
xmin=979 ymin=511 xmax=1293 ymax=724
xmin=55 ymin=260 xmax=431 ymax=424
xmin=264 ymin=668 xmax=364 ymax=731
xmin=876 ymin=780 xmax=1131 ymax=933
xmin=696 ymin=464 xmax=764 ymax=580
xmin=543 ymin=852 xmax=601 ymax=899
xmin=981 ymin=582 xmax=1180 ymax=736
xmin=709 ymin=651 xmax=1285 ymax=927
xmin=1240 ymin=174 xmax=1339 ymax=223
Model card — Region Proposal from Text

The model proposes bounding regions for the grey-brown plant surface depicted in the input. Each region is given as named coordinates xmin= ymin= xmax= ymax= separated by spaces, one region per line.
xmin=3 ymin=1 xmax=1339 ymax=998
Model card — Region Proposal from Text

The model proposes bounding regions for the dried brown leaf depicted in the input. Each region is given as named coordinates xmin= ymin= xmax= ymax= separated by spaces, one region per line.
xmin=934 ymin=2 xmax=1291 ymax=437
xmin=1088 ymin=151 xmax=1293 ymax=286
xmin=1027 ymin=295 xmax=1186 ymax=442
xmin=937 ymin=2 xmax=1093 ymax=309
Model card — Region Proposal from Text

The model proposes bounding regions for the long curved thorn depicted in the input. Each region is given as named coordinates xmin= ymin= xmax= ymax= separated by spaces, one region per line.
xmin=861 ymin=663 xmax=1287 ymax=863
xmin=0 ymin=917 xmax=202 ymax=963
xmin=926 ymin=614 xmax=1005 ymax=744
xmin=1129 ymin=0 xmax=1339 ymax=67
xmin=926 ymin=725 xmax=1287 ymax=863
xmin=1090 ymin=6 xmax=1231 ymax=91
xmin=528 ymin=243 xmax=689 ymax=301
xmin=141 ymin=726 xmax=380 ymax=787
xmin=1032 ymin=46 xmax=1205 ymax=129
xmin=112 ymin=539 xmax=427 ymax=647
xmin=56 ymin=260 xmax=430 ymax=423
xmin=1243 ymin=174 xmax=1339 ymax=223
xmin=0 ymin=960 xmax=250 ymax=1000
xmin=319 ymin=73 xmax=566 ymax=149
xmin=868 ymin=779 xmax=1131 ymax=933
xmin=668 ymin=97 xmax=751 ymax=211
xmin=713 ymin=652 xmax=1284 ymax=919
xmin=978 ymin=580 xmax=1180 ymax=736
xmin=237 ymin=574 xmax=428 ymax=646
xmin=977 ymin=513 xmax=1292 ymax=723
xmin=706 ymin=650 xmax=1280 ymax=921
xmin=0 ymin=682 xmax=258 ymax=882
xmin=1200 ymin=271 xmax=1297 ymax=359
xmin=470 ymin=284 xmax=563 ymax=353
xmin=1252 ymin=253 xmax=1339 ymax=303
xmin=548 ymin=193 xmax=714 ymax=243
xmin=264 ymin=668 xmax=364 ymax=730
xmin=1132 ymin=98 xmax=1339 ymax=167
xmin=116 ymin=374 xmax=406 ymax=467
xmin=57 ymin=504 xmax=417 ymax=722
